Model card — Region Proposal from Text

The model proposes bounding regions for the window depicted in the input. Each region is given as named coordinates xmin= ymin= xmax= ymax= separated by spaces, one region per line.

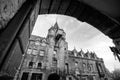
xmin=81 ymin=77 xmax=87 ymax=80
xmin=29 ymin=62 xmax=33 ymax=68
xmin=83 ymin=63 xmax=86 ymax=67
xmin=74 ymin=53 xmax=77 ymax=56
xmin=34 ymin=41 xmax=40 ymax=50
xmin=31 ymin=73 xmax=43 ymax=80
xmin=41 ymin=42 xmax=46 ymax=46
xmin=29 ymin=41 xmax=35 ymax=48
xmin=64 ymin=48 xmax=66 ymax=50
xmin=37 ymin=62 xmax=42 ymax=69
xmin=75 ymin=62 xmax=78 ymax=67
xmin=27 ymin=48 xmax=32 ymax=54
xmin=53 ymin=51 xmax=57 ymax=55
xmin=21 ymin=72 xmax=29 ymax=80
xmin=69 ymin=77 xmax=72 ymax=80
xmin=32 ymin=49 xmax=38 ymax=55
xmin=39 ymin=50 xmax=45 ymax=56
xmin=88 ymin=64 xmax=91 ymax=71
xmin=35 ymin=37 xmax=40 ymax=41
xmin=98 ymin=64 xmax=103 ymax=72
xmin=75 ymin=69 xmax=79 ymax=75
xmin=41 ymin=39 xmax=46 ymax=46
xmin=90 ymin=64 xmax=93 ymax=71
xmin=53 ymin=57 xmax=57 ymax=61
xmin=83 ymin=63 xmax=86 ymax=72
xmin=52 ymin=57 xmax=57 ymax=67
xmin=35 ymin=41 xmax=40 ymax=46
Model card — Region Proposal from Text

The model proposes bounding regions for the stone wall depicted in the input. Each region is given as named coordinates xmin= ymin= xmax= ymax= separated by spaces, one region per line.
xmin=0 ymin=0 xmax=40 ymax=77
xmin=0 ymin=0 xmax=26 ymax=29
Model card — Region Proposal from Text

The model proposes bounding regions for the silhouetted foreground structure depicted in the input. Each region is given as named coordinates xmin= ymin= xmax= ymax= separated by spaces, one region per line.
xmin=14 ymin=23 xmax=111 ymax=80
xmin=0 ymin=0 xmax=120 ymax=79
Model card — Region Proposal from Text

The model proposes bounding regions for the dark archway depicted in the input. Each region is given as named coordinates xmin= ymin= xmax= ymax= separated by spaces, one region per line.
xmin=47 ymin=73 xmax=60 ymax=80
xmin=0 ymin=0 xmax=120 ymax=77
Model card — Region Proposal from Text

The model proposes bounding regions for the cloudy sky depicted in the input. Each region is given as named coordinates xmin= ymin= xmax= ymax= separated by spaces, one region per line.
xmin=32 ymin=14 xmax=120 ymax=72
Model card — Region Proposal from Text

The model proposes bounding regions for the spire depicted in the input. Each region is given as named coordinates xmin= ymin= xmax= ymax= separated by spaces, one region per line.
xmin=48 ymin=21 xmax=59 ymax=32
xmin=53 ymin=21 xmax=59 ymax=30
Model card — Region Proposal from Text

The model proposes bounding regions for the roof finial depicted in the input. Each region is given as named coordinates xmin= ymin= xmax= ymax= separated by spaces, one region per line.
xmin=53 ymin=20 xmax=59 ymax=30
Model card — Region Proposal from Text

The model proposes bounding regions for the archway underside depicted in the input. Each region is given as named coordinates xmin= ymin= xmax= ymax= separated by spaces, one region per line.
xmin=0 ymin=0 xmax=120 ymax=77
xmin=39 ymin=0 xmax=120 ymax=39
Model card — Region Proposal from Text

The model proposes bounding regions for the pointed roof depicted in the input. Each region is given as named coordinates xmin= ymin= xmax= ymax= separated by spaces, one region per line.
xmin=78 ymin=49 xmax=84 ymax=56
xmin=79 ymin=49 xmax=84 ymax=54
xmin=48 ymin=22 xmax=59 ymax=31
xmin=72 ymin=47 xmax=77 ymax=53
xmin=53 ymin=22 xmax=59 ymax=30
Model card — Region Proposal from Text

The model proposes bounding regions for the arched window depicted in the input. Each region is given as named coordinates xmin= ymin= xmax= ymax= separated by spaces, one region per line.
xmin=82 ymin=63 xmax=86 ymax=72
xmin=87 ymin=64 xmax=91 ymax=71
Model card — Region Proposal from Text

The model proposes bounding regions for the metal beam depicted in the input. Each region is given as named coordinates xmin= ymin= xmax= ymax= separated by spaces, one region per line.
xmin=49 ymin=0 xmax=61 ymax=14
xmin=65 ymin=0 xmax=78 ymax=16
xmin=48 ymin=0 xmax=54 ymax=14
xmin=57 ymin=0 xmax=71 ymax=14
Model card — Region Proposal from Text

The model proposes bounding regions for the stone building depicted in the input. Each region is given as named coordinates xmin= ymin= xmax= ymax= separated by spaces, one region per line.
xmin=14 ymin=22 xmax=110 ymax=80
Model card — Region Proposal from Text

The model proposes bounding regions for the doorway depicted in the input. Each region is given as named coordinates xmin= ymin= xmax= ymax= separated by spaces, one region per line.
xmin=47 ymin=73 xmax=60 ymax=80
xmin=21 ymin=72 xmax=29 ymax=80
xmin=31 ymin=73 xmax=42 ymax=80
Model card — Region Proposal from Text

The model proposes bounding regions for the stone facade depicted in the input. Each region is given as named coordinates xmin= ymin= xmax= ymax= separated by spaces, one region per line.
xmin=15 ymin=22 xmax=110 ymax=80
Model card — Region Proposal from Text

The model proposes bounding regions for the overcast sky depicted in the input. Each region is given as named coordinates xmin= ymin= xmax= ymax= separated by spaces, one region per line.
xmin=32 ymin=14 xmax=120 ymax=72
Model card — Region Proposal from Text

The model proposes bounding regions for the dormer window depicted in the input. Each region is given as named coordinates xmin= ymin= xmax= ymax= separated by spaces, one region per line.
xmin=74 ymin=52 xmax=77 ymax=57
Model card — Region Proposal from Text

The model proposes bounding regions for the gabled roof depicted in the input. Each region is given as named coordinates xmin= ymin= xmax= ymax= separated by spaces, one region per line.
xmin=72 ymin=47 xmax=77 ymax=53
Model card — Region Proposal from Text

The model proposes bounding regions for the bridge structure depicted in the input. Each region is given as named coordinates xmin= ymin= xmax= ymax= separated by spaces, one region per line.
xmin=0 ymin=0 xmax=120 ymax=79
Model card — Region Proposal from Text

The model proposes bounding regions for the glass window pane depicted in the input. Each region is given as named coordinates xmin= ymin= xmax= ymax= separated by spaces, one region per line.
xmin=35 ymin=41 xmax=40 ymax=46
xmin=32 ymin=49 xmax=38 ymax=55
xmin=29 ymin=41 xmax=35 ymax=48
xmin=39 ymin=50 xmax=45 ymax=56
xmin=27 ymin=48 xmax=32 ymax=54
xmin=29 ymin=62 xmax=33 ymax=68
